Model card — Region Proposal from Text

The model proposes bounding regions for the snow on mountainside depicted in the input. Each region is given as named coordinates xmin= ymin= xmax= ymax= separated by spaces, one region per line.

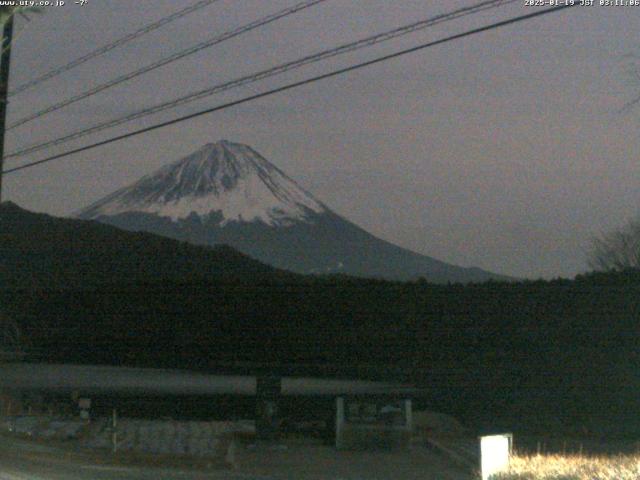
xmin=77 ymin=140 xmax=510 ymax=283
xmin=79 ymin=140 xmax=326 ymax=227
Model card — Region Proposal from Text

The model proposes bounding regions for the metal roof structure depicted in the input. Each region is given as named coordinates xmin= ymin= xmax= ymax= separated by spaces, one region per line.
xmin=0 ymin=363 xmax=421 ymax=397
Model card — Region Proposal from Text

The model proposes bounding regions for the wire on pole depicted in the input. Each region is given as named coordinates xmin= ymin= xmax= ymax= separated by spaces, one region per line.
xmin=8 ymin=0 xmax=224 ymax=97
xmin=6 ymin=0 xmax=517 ymax=159
xmin=7 ymin=0 xmax=330 ymax=131
xmin=2 ymin=4 xmax=577 ymax=176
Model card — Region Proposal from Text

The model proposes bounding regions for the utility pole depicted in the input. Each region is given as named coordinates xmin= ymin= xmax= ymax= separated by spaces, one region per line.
xmin=0 ymin=14 xmax=14 ymax=203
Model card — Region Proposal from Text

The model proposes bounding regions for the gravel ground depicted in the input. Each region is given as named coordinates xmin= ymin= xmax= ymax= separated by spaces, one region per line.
xmin=2 ymin=415 xmax=254 ymax=458
xmin=0 ymin=435 xmax=270 ymax=480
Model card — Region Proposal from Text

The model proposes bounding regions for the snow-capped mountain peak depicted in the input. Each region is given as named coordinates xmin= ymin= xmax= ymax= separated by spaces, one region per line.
xmin=78 ymin=140 xmax=326 ymax=226
xmin=76 ymin=140 xmax=508 ymax=282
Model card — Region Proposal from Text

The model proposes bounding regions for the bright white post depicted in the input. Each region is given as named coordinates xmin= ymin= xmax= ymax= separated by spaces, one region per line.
xmin=480 ymin=433 xmax=512 ymax=480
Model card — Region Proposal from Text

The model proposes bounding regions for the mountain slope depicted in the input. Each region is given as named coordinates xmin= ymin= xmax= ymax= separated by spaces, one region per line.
xmin=0 ymin=201 xmax=279 ymax=288
xmin=78 ymin=140 xmax=508 ymax=283
xmin=3 ymin=200 xmax=640 ymax=440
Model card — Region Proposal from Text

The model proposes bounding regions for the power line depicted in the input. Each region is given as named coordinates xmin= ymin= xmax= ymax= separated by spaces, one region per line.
xmin=8 ymin=0 xmax=223 ymax=97
xmin=7 ymin=0 xmax=517 ymax=159
xmin=7 ymin=0 xmax=330 ymax=131
xmin=3 ymin=4 xmax=577 ymax=176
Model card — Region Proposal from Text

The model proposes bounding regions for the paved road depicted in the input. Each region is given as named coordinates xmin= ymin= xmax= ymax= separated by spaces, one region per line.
xmin=0 ymin=461 xmax=266 ymax=480
xmin=0 ymin=437 xmax=269 ymax=480
xmin=0 ymin=435 xmax=474 ymax=480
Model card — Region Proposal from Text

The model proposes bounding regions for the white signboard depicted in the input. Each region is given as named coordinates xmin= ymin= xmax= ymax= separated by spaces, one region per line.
xmin=480 ymin=434 xmax=512 ymax=480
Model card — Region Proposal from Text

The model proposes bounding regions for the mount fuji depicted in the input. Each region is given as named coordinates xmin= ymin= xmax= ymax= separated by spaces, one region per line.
xmin=77 ymin=140 xmax=506 ymax=283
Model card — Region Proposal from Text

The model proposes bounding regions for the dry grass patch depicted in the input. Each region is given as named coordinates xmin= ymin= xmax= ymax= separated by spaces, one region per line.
xmin=493 ymin=453 xmax=640 ymax=480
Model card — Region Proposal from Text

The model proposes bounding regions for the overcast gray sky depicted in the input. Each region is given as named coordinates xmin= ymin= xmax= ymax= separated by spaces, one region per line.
xmin=3 ymin=0 xmax=640 ymax=279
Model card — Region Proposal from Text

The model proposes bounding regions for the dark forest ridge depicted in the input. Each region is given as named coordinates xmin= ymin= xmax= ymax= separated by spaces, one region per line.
xmin=0 ymin=201 xmax=282 ymax=288
xmin=3 ymin=201 xmax=640 ymax=437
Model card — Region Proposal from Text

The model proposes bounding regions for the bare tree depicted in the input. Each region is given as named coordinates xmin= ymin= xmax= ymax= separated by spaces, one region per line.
xmin=621 ymin=54 xmax=640 ymax=113
xmin=589 ymin=216 xmax=640 ymax=271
